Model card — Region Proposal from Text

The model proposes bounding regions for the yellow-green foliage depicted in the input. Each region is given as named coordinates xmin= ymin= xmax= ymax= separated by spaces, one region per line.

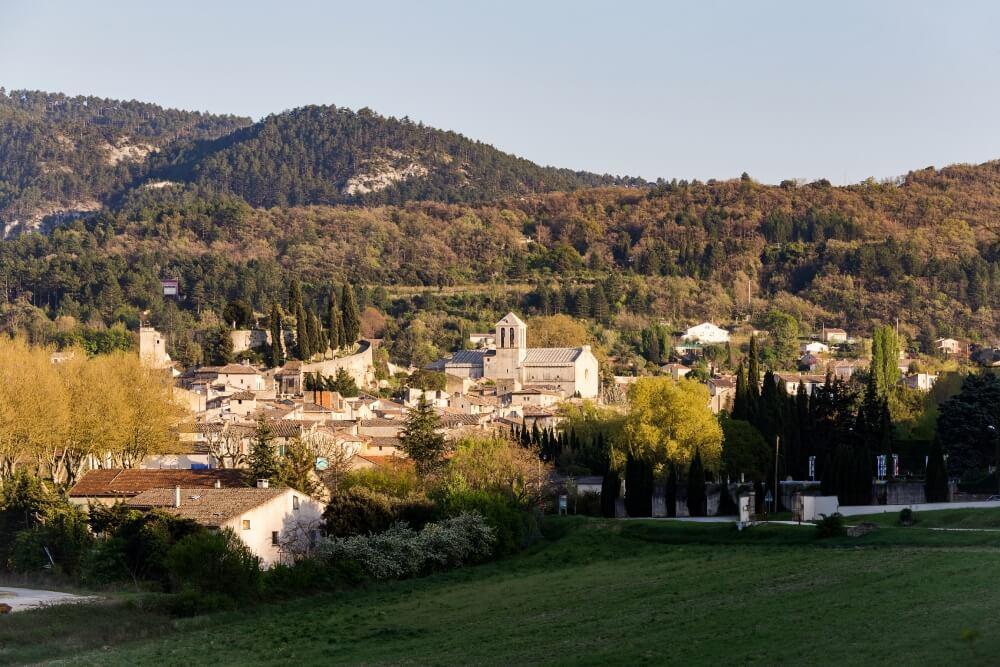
xmin=622 ymin=377 xmax=723 ymax=470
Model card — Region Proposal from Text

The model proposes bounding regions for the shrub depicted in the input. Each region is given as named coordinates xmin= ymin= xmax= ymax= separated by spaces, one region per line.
xmin=716 ymin=483 xmax=739 ymax=516
xmin=84 ymin=510 xmax=202 ymax=588
xmin=319 ymin=512 xmax=494 ymax=580
xmin=340 ymin=466 xmax=421 ymax=499
xmin=815 ymin=513 xmax=845 ymax=539
xmin=899 ymin=508 xmax=915 ymax=526
xmin=323 ymin=487 xmax=396 ymax=538
xmin=574 ymin=491 xmax=602 ymax=517
xmin=435 ymin=489 xmax=529 ymax=556
xmin=8 ymin=506 xmax=92 ymax=576
xmin=165 ymin=529 xmax=262 ymax=602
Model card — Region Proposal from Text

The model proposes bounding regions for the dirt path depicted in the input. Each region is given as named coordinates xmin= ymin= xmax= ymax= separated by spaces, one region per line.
xmin=0 ymin=586 xmax=95 ymax=612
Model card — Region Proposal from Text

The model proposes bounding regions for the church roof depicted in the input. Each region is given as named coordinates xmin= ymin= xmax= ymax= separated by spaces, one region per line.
xmin=523 ymin=348 xmax=582 ymax=365
xmin=447 ymin=350 xmax=487 ymax=366
xmin=496 ymin=312 xmax=527 ymax=327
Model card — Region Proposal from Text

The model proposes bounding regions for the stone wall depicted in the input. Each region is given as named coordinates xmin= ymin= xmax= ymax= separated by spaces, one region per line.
xmin=301 ymin=339 xmax=375 ymax=388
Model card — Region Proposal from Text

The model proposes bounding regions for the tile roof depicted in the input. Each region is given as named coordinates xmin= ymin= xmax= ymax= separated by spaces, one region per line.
xmin=369 ymin=436 xmax=402 ymax=448
xmin=522 ymin=348 xmax=582 ymax=365
xmin=439 ymin=413 xmax=484 ymax=428
xmin=125 ymin=487 xmax=287 ymax=527
xmin=217 ymin=364 xmax=261 ymax=375
xmin=229 ymin=391 xmax=256 ymax=401
xmin=70 ymin=468 xmax=245 ymax=498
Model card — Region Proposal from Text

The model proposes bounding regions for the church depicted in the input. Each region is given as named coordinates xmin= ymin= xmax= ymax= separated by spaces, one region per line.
xmin=429 ymin=313 xmax=600 ymax=398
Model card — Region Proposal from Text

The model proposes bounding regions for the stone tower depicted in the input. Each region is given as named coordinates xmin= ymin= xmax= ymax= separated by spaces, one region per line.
xmin=494 ymin=312 xmax=527 ymax=381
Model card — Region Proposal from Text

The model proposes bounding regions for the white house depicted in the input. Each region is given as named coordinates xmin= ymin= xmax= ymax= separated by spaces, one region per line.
xmin=903 ymin=373 xmax=937 ymax=391
xmin=429 ymin=313 xmax=600 ymax=398
xmin=682 ymin=322 xmax=730 ymax=345
xmin=126 ymin=484 xmax=324 ymax=568
xmin=774 ymin=373 xmax=826 ymax=396
xmin=801 ymin=341 xmax=830 ymax=355
xmin=215 ymin=363 xmax=265 ymax=391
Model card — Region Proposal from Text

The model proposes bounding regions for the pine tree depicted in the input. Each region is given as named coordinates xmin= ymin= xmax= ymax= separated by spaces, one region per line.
xmin=269 ymin=303 xmax=283 ymax=368
xmin=573 ymin=288 xmax=590 ymax=318
xmin=246 ymin=416 xmax=278 ymax=484
xmin=400 ymin=396 xmax=448 ymax=476
xmin=590 ymin=284 xmax=610 ymax=323
xmin=341 ymin=283 xmax=361 ymax=343
xmin=686 ymin=450 xmax=707 ymax=517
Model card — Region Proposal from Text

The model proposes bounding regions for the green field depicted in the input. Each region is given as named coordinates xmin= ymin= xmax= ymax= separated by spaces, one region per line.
xmin=5 ymin=514 xmax=1000 ymax=665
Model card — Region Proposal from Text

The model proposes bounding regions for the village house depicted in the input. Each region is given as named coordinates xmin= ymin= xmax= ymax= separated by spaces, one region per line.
xmin=403 ymin=388 xmax=450 ymax=408
xmin=801 ymin=341 xmax=830 ymax=355
xmin=831 ymin=359 xmax=863 ymax=381
xmin=429 ymin=313 xmax=600 ymax=398
xmin=216 ymin=362 xmax=266 ymax=391
xmin=227 ymin=391 xmax=257 ymax=418
xmin=821 ymin=327 xmax=848 ymax=344
xmin=126 ymin=483 xmax=324 ymax=568
xmin=69 ymin=468 xmax=245 ymax=507
xmin=935 ymin=337 xmax=968 ymax=357
xmin=707 ymin=376 xmax=736 ymax=414
xmin=449 ymin=392 xmax=499 ymax=417
xmin=660 ymin=362 xmax=692 ymax=381
xmin=682 ymin=322 xmax=730 ymax=345
xmin=774 ymin=372 xmax=826 ymax=395
xmin=904 ymin=373 xmax=937 ymax=391
xmin=798 ymin=353 xmax=824 ymax=373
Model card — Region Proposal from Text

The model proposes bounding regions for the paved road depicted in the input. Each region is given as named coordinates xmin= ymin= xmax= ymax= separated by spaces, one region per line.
xmin=838 ymin=500 xmax=1000 ymax=516
xmin=0 ymin=586 xmax=94 ymax=612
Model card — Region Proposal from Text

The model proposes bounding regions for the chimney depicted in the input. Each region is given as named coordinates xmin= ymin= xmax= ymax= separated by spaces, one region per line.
xmin=214 ymin=479 xmax=222 ymax=489
xmin=174 ymin=486 xmax=181 ymax=508
xmin=257 ymin=479 xmax=269 ymax=489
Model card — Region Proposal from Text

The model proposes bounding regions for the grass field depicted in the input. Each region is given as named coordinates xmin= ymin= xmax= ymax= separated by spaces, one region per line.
xmin=4 ymin=515 xmax=1000 ymax=665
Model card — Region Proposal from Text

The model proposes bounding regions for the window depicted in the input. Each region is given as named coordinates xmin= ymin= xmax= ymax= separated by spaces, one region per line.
xmin=242 ymin=519 xmax=250 ymax=530
xmin=292 ymin=496 xmax=300 ymax=510
xmin=271 ymin=531 xmax=279 ymax=546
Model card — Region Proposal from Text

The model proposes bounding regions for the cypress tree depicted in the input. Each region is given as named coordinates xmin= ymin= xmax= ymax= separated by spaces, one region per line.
xmin=269 ymin=303 xmax=283 ymax=368
xmin=733 ymin=360 xmax=749 ymax=420
xmin=747 ymin=335 xmax=761 ymax=416
xmin=600 ymin=468 xmax=619 ymax=518
xmin=624 ymin=456 xmax=653 ymax=517
xmin=716 ymin=480 xmax=738 ymax=516
xmin=327 ymin=296 xmax=343 ymax=351
xmin=306 ymin=308 xmax=322 ymax=357
xmin=341 ymin=283 xmax=361 ymax=343
xmin=686 ymin=450 xmax=707 ymax=517
xmin=295 ymin=302 xmax=310 ymax=360
xmin=925 ymin=439 xmax=949 ymax=502
xmin=287 ymin=278 xmax=303 ymax=314
xmin=665 ymin=463 xmax=678 ymax=518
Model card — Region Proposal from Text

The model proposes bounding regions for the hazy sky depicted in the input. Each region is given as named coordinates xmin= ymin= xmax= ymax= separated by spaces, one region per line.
xmin=2 ymin=1 xmax=999 ymax=183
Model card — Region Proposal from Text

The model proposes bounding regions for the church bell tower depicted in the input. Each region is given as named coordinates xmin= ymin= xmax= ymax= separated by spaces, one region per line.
xmin=494 ymin=312 xmax=527 ymax=381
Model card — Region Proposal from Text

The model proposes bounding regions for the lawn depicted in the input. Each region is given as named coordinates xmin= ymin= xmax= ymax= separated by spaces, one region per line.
xmin=4 ymin=516 xmax=1000 ymax=665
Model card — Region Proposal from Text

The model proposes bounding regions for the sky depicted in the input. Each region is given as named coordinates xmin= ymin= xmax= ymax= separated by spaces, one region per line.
xmin=2 ymin=0 xmax=999 ymax=184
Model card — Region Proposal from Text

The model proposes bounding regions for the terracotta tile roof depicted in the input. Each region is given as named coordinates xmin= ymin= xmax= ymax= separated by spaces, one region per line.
xmin=125 ymin=487 xmax=286 ymax=526
xmin=229 ymin=391 xmax=256 ymax=401
xmin=359 ymin=418 xmax=402 ymax=427
xmin=69 ymin=468 xmax=245 ymax=498
xmin=216 ymin=364 xmax=261 ymax=375
xmin=439 ymin=413 xmax=484 ymax=428
xmin=369 ymin=436 xmax=402 ymax=448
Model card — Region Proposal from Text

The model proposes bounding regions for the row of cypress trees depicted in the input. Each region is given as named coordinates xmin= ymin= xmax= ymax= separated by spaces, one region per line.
xmin=269 ymin=279 xmax=361 ymax=367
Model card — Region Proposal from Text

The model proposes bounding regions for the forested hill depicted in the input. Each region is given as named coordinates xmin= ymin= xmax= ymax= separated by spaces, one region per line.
xmin=0 ymin=89 xmax=251 ymax=233
xmin=146 ymin=105 xmax=631 ymax=207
